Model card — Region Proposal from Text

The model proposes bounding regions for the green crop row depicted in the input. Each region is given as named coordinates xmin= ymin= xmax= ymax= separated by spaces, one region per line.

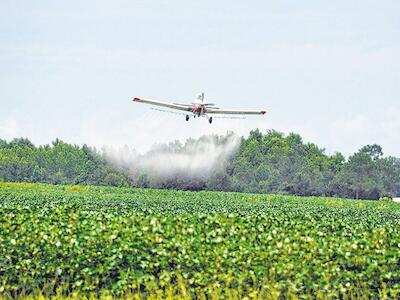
xmin=0 ymin=183 xmax=400 ymax=299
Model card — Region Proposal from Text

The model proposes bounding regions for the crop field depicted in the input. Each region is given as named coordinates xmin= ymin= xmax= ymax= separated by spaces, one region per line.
xmin=1 ymin=182 xmax=400 ymax=299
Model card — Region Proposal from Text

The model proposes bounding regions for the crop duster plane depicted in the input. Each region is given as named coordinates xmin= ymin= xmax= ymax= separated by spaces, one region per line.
xmin=132 ymin=93 xmax=266 ymax=123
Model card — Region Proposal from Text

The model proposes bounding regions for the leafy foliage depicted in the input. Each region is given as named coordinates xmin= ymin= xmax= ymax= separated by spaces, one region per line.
xmin=225 ymin=130 xmax=400 ymax=199
xmin=1 ymin=183 xmax=400 ymax=298
xmin=0 ymin=139 xmax=129 ymax=187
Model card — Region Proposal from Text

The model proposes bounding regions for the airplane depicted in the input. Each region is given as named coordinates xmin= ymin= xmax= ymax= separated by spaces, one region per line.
xmin=132 ymin=93 xmax=266 ymax=124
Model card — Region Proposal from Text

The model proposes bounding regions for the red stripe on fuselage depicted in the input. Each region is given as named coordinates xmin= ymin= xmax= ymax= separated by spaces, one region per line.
xmin=192 ymin=105 xmax=205 ymax=113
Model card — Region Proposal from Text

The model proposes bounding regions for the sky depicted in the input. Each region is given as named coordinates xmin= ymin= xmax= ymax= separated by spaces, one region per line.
xmin=0 ymin=1 xmax=399 ymax=157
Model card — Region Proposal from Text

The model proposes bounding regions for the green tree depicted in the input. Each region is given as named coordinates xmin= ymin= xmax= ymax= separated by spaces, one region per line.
xmin=337 ymin=151 xmax=379 ymax=199
xmin=360 ymin=144 xmax=383 ymax=160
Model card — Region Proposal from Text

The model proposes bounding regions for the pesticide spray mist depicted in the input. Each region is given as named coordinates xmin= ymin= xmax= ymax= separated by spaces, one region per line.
xmin=103 ymin=133 xmax=240 ymax=188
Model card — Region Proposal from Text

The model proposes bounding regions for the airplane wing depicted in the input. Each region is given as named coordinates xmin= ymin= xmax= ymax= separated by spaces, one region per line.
xmin=206 ymin=108 xmax=266 ymax=115
xmin=133 ymin=97 xmax=192 ymax=112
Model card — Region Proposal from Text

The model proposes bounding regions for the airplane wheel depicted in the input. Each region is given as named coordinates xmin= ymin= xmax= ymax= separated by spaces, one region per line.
xmin=186 ymin=115 xmax=189 ymax=121
xmin=209 ymin=117 xmax=213 ymax=124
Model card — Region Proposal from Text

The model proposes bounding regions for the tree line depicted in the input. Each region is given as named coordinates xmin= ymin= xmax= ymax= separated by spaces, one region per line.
xmin=0 ymin=130 xmax=399 ymax=199
xmin=223 ymin=130 xmax=400 ymax=199
xmin=0 ymin=138 xmax=129 ymax=187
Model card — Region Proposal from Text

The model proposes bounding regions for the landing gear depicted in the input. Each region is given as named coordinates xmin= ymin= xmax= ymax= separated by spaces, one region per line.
xmin=208 ymin=117 xmax=213 ymax=124
xmin=186 ymin=115 xmax=189 ymax=121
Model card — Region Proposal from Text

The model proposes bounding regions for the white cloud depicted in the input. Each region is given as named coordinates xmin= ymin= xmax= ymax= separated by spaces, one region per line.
xmin=325 ymin=108 xmax=400 ymax=157
xmin=382 ymin=109 xmax=400 ymax=141
xmin=0 ymin=116 xmax=19 ymax=140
